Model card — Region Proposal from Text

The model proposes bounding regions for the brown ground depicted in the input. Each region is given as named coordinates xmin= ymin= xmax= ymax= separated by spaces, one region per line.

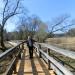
xmin=46 ymin=37 xmax=75 ymax=51
xmin=0 ymin=42 xmax=13 ymax=52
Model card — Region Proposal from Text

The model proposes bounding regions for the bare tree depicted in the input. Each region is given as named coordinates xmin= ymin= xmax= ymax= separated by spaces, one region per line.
xmin=17 ymin=15 xmax=40 ymax=40
xmin=0 ymin=0 xmax=25 ymax=50
xmin=48 ymin=14 xmax=75 ymax=37
xmin=34 ymin=21 xmax=48 ymax=42
xmin=67 ymin=28 xmax=75 ymax=36
xmin=16 ymin=15 xmax=48 ymax=42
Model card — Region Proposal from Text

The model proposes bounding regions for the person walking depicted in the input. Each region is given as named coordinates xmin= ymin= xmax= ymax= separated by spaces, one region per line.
xmin=27 ymin=36 xmax=36 ymax=58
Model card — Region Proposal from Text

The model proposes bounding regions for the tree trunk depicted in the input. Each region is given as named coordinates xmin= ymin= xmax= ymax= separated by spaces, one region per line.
xmin=0 ymin=27 xmax=5 ymax=51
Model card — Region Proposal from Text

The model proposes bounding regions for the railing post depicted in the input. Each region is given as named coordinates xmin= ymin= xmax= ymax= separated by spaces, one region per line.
xmin=39 ymin=52 xmax=42 ymax=58
xmin=47 ymin=48 xmax=51 ymax=70
xmin=18 ymin=46 xmax=22 ymax=59
xmin=39 ymin=44 xmax=42 ymax=58
xmin=22 ymin=43 xmax=24 ymax=50
xmin=18 ymin=45 xmax=20 ymax=49
xmin=13 ymin=57 xmax=18 ymax=74
xmin=13 ymin=62 xmax=16 ymax=74
xmin=35 ymin=47 xmax=37 ymax=52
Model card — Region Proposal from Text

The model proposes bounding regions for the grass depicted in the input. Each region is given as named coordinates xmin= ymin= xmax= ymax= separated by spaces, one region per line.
xmin=46 ymin=37 xmax=75 ymax=51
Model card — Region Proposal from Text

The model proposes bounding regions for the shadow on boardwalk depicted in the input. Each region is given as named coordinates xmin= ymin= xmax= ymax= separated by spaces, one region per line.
xmin=13 ymin=48 xmax=54 ymax=75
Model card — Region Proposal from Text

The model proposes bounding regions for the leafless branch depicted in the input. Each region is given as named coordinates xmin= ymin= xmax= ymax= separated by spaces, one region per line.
xmin=13 ymin=0 xmax=20 ymax=13
xmin=50 ymin=15 xmax=70 ymax=33
xmin=2 ymin=12 xmax=20 ymax=27
xmin=52 ymin=23 xmax=75 ymax=33
xmin=2 ymin=0 xmax=21 ymax=27
xmin=2 ymin=0 xmax=8 ymax=24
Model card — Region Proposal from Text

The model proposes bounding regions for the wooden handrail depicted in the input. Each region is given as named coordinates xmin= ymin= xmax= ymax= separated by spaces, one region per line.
xmin=39 ymin=49 xmax=73 ymax=75
xmin=3 ymin=50 xmax=21 ymax=75
xmin=39 ymin=43 xmax=75 ymax=59
xmin=0 ymin=41 xmax=75 ymax=75
xmin=0 ymin=42 xmax=21 ymax=59
xmin=0 ymin=41 xmax=26 ymax=59
xmin=0 ymin=41 xmax=25 ymax=75
xmin=34 ymin=43 xmax=75 ymax=75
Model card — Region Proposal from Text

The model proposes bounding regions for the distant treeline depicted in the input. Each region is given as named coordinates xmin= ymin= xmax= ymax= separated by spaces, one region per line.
xmin=1 ymin=27 xmax=75 ymax=42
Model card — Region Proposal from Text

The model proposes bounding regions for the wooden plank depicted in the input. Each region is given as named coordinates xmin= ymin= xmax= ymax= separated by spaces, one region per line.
xmin=16 ymin=47 xmax=55 ymax=75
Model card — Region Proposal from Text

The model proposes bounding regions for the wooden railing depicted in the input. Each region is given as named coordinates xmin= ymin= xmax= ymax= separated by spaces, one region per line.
xmin=0 ymin=41 xmax=75 ymax=75
xmin=34 ymin=43 xmax=75 ymax=75
xmin=0 ymin=41 xmax=25 ymax=75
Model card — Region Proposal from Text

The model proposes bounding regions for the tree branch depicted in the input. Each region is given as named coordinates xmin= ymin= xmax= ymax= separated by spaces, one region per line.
xmin=51 ymin=15 xmax=69 ymax=33
xmin=52 ymin=23 xmax=75 ymax=33
xmin=2 ymin=0 xmax=21 ymax=27
xmin=13 ymin=0 xmax=20 ymax=13
xmin=2 ymin=12 xmax=19 ymax=27
xmin=2 ymin=0 xmax=8 ymax=25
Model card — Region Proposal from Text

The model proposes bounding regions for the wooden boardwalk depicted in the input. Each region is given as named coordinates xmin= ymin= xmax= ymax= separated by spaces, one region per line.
xmin=12 ymin=46 xmax=55 ymax=75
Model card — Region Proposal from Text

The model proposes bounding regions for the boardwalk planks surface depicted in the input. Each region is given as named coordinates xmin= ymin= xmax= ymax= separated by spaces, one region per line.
xmin=12 ymin=46 xmax=55 ymax=75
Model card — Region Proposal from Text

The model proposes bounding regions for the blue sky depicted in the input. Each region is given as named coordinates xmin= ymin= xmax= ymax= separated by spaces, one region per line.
xmin=1 ymin=0 xmax=75 ymax=32
xmin=23 ymin=0 xmax=75 ymax=21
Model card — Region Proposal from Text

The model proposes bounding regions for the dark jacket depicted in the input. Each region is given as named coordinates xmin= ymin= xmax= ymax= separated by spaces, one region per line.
xmin=27 ymin=39 xmax=36 ymax=47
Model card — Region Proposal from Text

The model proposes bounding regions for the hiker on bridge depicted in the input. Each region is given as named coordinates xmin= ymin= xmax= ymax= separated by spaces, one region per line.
xmin=26 ymin=36 xmax=36 ymax=59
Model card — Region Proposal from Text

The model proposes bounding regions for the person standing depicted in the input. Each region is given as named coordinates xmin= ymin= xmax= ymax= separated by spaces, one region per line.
xmin=27 ymin=36 xmax=36 ymax=58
